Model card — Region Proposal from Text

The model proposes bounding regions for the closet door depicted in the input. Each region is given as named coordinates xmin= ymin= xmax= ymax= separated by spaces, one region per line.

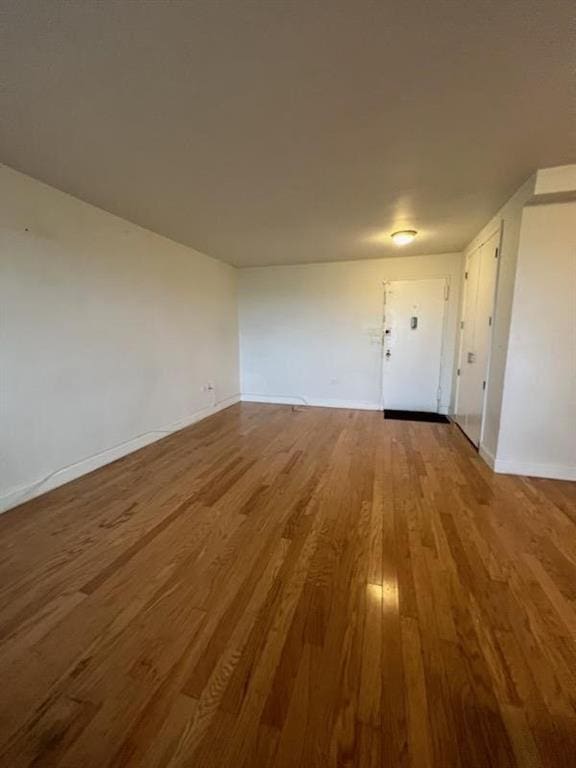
xmin=455 ymin=230 xmax=500 ymax=446
xmin=455 ymin=242 xmax=481 ymax=441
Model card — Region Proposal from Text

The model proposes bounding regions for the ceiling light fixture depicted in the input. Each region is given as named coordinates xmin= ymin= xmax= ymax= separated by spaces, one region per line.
xmin=391 ymin=229 xmax=417 ymax=246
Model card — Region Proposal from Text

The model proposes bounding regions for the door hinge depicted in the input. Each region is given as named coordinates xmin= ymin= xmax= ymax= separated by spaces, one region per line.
xmin=482 ymin=380 xmax=486 ymax=390
xmin=488 ymin=316 xmax=492 ymax=326
xmin=457 ymin=368 xmax=461 ymax=376
xmin=495 ymin=247 xmax=499 ymax=259
xmin=465 ymin=271 xmax=468 ymax=280
xmin=460 ymin=320 xmax=464 ymax=330
xmin=444 ymin=284 xmax=450 ymax=301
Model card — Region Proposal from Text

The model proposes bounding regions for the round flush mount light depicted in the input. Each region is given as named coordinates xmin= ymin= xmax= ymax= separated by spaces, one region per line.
xmin=391 ymin=229 xmax=417 ymax=246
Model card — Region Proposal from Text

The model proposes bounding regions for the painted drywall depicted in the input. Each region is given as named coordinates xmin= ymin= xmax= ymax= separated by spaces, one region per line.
xmin=2 ymin=2 xmax=575 ymax=267
xmin=534 ymin=164 xmax=576 ymax=195
xmin=239 ymin=253 xmax=463 ymax=412
xmin=460 ymin=175 xmax=536 ymax=460
xmin=495 ymin=200 xmax=576 ymax=480
xmin=0 ymin=164 xmax=240 ymax=512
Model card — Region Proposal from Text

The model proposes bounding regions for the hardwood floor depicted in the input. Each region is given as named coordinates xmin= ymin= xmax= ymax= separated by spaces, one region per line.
xmin=0 ymin=403 xmax=575 ymax=767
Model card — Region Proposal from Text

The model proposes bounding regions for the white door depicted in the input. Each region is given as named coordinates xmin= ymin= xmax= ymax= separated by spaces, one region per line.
xmin=455 ymin=230 xmax=500 ymax=445
xmin=382 ymin=278 xmax=448 ymax=412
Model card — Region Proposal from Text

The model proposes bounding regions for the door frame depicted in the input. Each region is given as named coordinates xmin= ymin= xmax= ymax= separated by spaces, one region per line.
xmin=454 ymin=223 xmax=503 ymax=446
xmin=380 ymin=276 xmax=451 ymax=412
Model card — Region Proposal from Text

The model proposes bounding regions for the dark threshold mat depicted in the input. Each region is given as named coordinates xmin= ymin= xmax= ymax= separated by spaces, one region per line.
xmin=383 ymin=409 xmax=450 ymax=423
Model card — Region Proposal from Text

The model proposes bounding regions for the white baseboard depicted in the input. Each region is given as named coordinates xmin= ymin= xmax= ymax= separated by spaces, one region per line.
xmin=492 ymin=458 xmax=576 ymax=481
xmin=241 ymin=394 xmax=382 ymax=411
xmin=242 ymin=394 xmax=452 ymax=414
xmin=475 ymin=443 xmax=574 ymax=481
xmin=479 ymin=444 xmax=496 ymax=469
xmin=0 ymin=395 xmax=240 ymax=515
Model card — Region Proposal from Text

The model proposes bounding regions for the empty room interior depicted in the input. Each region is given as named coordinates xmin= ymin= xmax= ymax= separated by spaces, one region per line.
xmin=1 ymin=2 xmax=576 ymax=766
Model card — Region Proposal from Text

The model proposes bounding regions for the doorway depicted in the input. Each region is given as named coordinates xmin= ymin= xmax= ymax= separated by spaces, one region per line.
xmin=454 ymin=229 xmax=501 ymax=446
xmin=381 ymin=278 xmax=449 ymax=413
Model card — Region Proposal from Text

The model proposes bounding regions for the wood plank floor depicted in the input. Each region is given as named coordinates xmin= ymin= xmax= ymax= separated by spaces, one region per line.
xmin=0 ymin=403 xmax=575 ymax=767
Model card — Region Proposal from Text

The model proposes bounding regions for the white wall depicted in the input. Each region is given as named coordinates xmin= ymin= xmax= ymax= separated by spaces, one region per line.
xmin=495 ymin=200 xmax=576 ymax=480
xmin=534 ymin=164 xmax=576 ymax=196
xmin=0 ymin=164 xmax=240 ymax=512
xmin=239 ymin=253 xmax=463 ymax=412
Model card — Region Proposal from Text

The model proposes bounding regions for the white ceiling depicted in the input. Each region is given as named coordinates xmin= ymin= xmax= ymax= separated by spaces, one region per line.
xmin=1 ymin=0 xmax=574 ymax=267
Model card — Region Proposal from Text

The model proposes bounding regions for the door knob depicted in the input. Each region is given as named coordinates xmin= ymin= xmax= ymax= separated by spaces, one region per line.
xmin=385 ymin=350 xmax=392 ymax=359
